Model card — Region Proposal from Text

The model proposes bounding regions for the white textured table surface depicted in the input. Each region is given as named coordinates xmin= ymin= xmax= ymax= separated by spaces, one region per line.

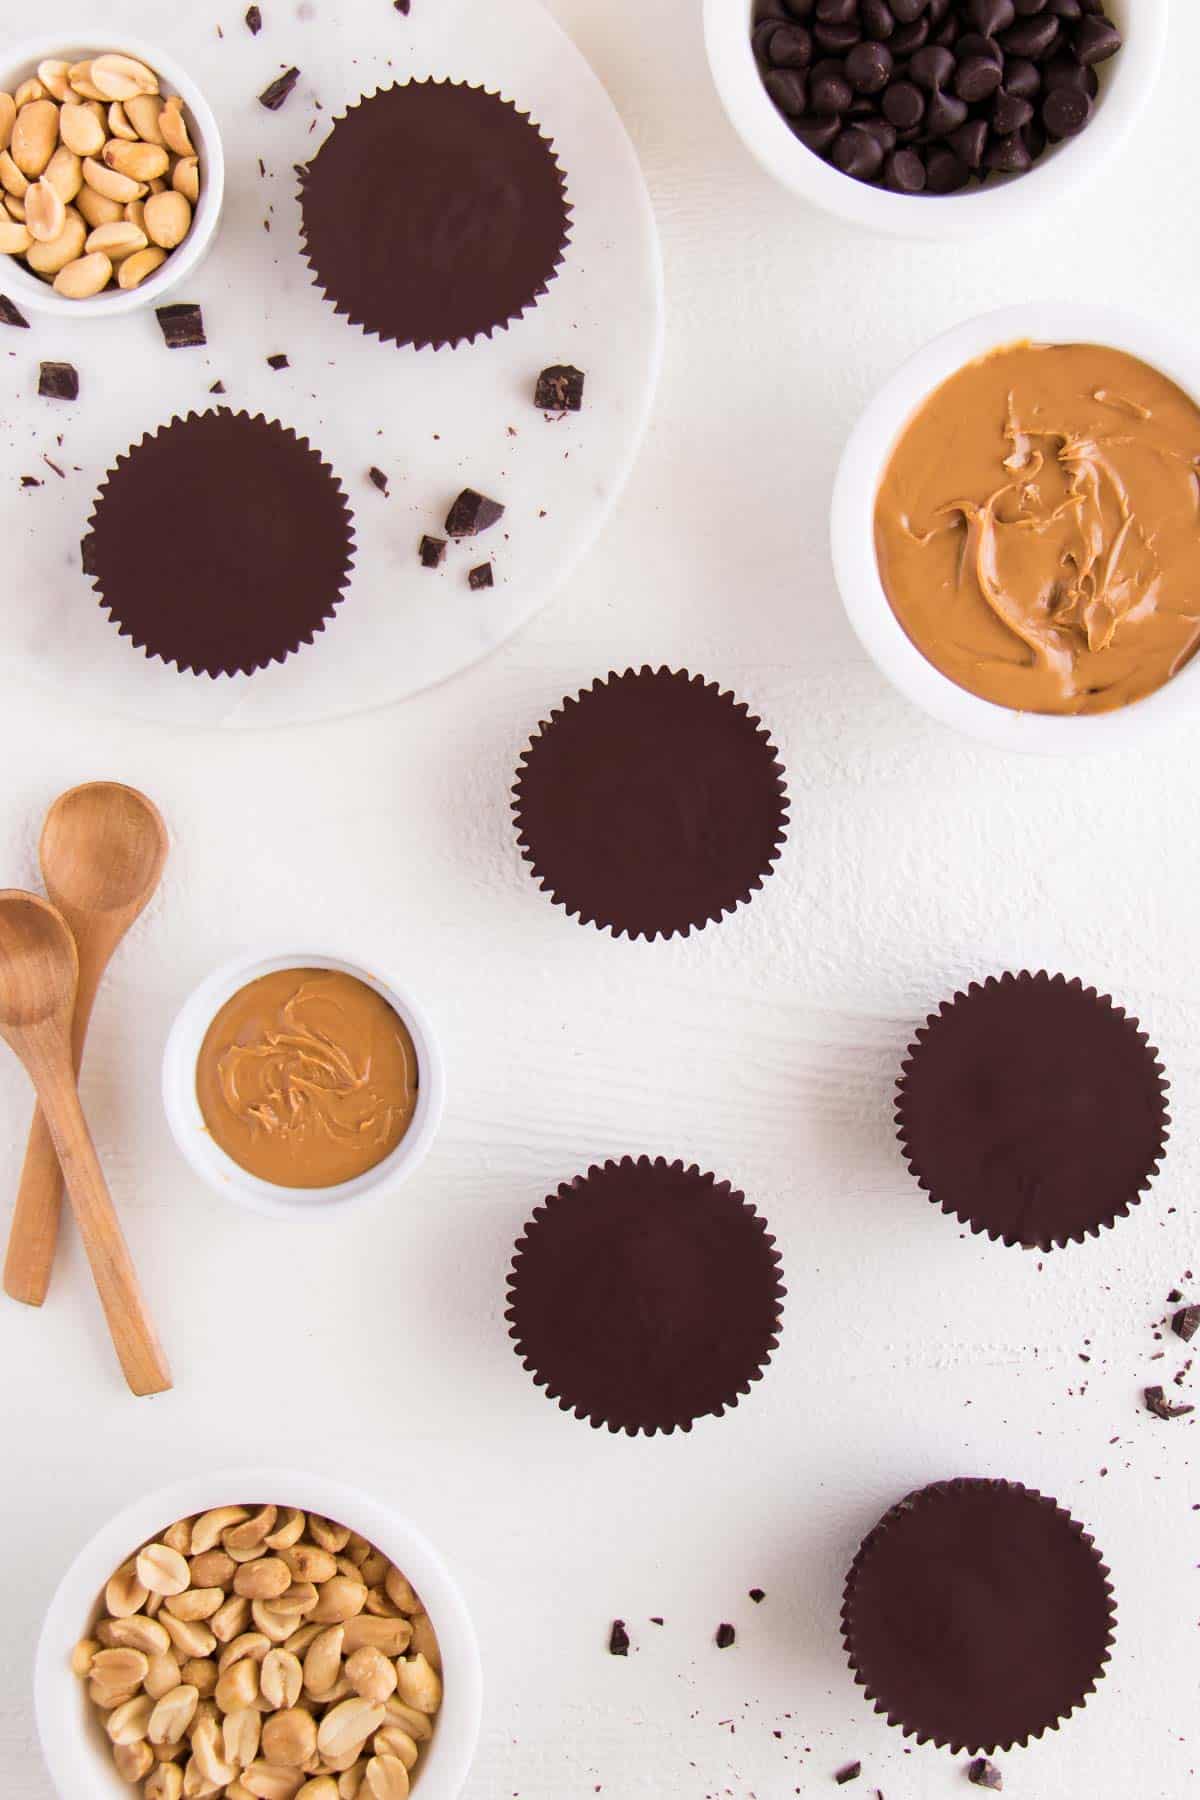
xmin=2 ymin=2 xmax=1199 ymax=1797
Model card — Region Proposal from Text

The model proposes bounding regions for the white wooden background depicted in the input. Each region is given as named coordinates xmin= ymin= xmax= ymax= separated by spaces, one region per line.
xmin=2 ymin=1 xmax=1199 ymax=1796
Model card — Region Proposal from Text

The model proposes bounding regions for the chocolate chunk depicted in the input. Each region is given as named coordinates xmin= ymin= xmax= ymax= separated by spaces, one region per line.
xmin=968 ymin=1761 xmax=1003 ymax=1791
xmin=418 ymin=535 xmax=445 ymax=568
xmin=835 ymin=1765 xmax=862 ymax=1785
xmin=534 ymin=364 xmax=586 ymax=412
xmin=445 ymin=487 xmax=504 ymax=537
xmin=749 ymin=1588 xmax=765 ymax=1603
xmin=209 ymin=380 xmax=226 ymax=394
xmin=259 ymin=66 xmax=301 ymax=110
xmin=0 ymin=294 xmax=29 ymax=329
xmin=156 ymin=303 xmax=206 ymax=349
xmin=368 ymin=466 xmax=389 ymax=495
xmin=608 ymin=1620 xmax=629 ymax=1656
xmin=1173 ymin=1306 xmax=1200 ymax=1343
xmin=38 ymin=362 xmax=79 ymax=401
xmin=1168 ymin=1288 xmax=1184 ymax=1304
xmin=468 ymin=562 xmax=494 ymax=590
xmin=245 ymin=4 xmax=263 ymax=31
xmin=266 ymin=353 xmax=290 ymax=370
xmin=715 ymin=1623 xmax=736 ymax=1649
xmin=1145 ymin=1384 xmax=1195 ymax=1420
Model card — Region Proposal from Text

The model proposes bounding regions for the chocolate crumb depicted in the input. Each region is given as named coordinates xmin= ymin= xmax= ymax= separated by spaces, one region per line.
xmin=210 ymin=380 xmax=226 ymax=395
xmin=468 ymin=562 xmax=493 ymax=591
xmin=749 ymin=1589 xmax=765 ymax=1604
xmin=267 ymin=352 xmax=290 ymax=370
xmin=259 ymin=66 xmax=301 ymax=111
xmin=20 ymin=475 xmax=41 ymax=488
xmin=715 ymin=1623 xmax=735 ymax=1650
xmin=445 ymin=487 xmax=504 ymax=537
xmin=394 ymin=0 xmax=411 ymax=10
xmin=38 ymin=361 xmax=78 ymax=401
xmin=1145 ymin=1384 xmax=1195 ymax=1420
xmin=649 ymin=1617 xmax=663 ymax=1626
xmin=246 ymin=4 xmax=263 ymax=31
xmin=1168 ymin=1288 xmax=1183 ymax=1303
xmin=0 ymin=294 xmax=29 ymax=329
xmin=1173 ymin=1305 xmax=1200 ymax=1343
xmin=367 ymin=466 xmax=389 ymax=496
xmin=156 ymin=303 xmax=206 ymax=349
xmin=81 ymin=533 xmax=99 ymax=577
xmin=968 ymin=1759 xmax=1002 ymax=1791
xmin=535 ymin=363 xmax=585 ymax=412
xmin=608 ymin=1621 xmax=629 ymax=1657
xmin=834 ymin=1765 xmax=861 ymax=1786
xmin=418 ymin=535 xmax=445 ymax=569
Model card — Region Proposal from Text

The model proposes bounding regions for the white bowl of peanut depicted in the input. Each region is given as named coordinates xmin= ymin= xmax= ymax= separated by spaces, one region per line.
xmin=34 ymin=1472 xmax=483 ymax=1800
xmin=0 ymin=32 xmax=224 ymax=316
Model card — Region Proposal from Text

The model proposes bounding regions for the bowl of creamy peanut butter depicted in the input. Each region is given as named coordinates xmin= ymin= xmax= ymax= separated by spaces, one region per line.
xmin=162 ymin=950 xmax=446 ymax=1217
xmin=832 ymin=302 xmax=1200 ymax=750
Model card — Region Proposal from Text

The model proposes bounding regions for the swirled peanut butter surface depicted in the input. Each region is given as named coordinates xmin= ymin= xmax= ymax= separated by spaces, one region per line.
xmin=875 ymin=342 xmax=1200 ymax=715
xmin=196 ymin=968 xmax=418 ymax=1188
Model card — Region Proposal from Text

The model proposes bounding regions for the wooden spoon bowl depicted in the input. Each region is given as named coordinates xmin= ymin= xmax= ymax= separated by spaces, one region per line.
xmin=0 ymin=891 xmax=77 ymax=1032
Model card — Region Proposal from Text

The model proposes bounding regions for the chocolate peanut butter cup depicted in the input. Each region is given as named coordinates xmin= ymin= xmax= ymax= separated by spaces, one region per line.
xmin=299 ymin=80 xmax=571 ymax=350
xmin=506 ymin=1155 xmax=786 ymax=1435
xmin=85 ymin=410 xmax=356 ymax=678
xmin=896 ymin=972 xmax=1169 ymax=1251
xmin=512 ymin=667 xmax=789 ymax=941
xmin=842 ymin=1479 xmax=1116 ymax=1753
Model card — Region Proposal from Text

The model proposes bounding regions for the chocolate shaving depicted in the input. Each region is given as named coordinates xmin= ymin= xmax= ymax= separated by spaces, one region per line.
xmin=156 ymin=304 xmax=206 ymax=349
xmin=266 ymin=352 xmax=290 ymax=369
xmin=259 ymin=66 xmax=301 ymax=111
xmin=0 ymin=294 xmax=29 ymax=328
xmin=1145 ymin=1384 xmax=1194 ymax=1419
xmin=38 ymin=362 xmax=78 ymax=401
xmin=418 ymin=535 xmax=445 ymax=569
xmin=608 ymin=1621 xmax=629 ymax=1657
xmin=367 ymin=466 xmax=389 ymax=496
xmin=468 ymin=562 xmax=493 ymax=591
xmin=445 ymin=487 xmax=504 ymax=537
xmin=968 ymin=1760 xmax=1003 ymax=1791
xmin=835 ymin=1765 xmax=861 ymax=1786
xmin=1172 ymin=1305 xmax=1200 ymax=1343
xmin=715 ymin=1623 xmax=736 ymax=1649
xmin=535 ymin=363 xmax=585 ymax=412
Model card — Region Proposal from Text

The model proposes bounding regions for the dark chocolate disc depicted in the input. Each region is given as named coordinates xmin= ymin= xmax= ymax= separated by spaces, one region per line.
xmin=512 ymin=667 xmax=789 ymax=940
xmin=843 ymin=1478 xmax=1117 ymax=1752
xmin=896 ymin=972 xmax=1169 ymax=1250
xmin=299 ymin=81 xmax=571 ymax=350
xmin=85 ymin=410 xmax=356 ymax=678
xmin=506 ymin=1155 xmax=786 ymax=1435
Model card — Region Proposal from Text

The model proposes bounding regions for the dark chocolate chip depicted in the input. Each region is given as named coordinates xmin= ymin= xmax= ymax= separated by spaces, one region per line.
xmin=468 ymin=562 xmax=494 ymax=590
xmin=266 ymin=352 xmax=290 ymax=369
xmin=948 ymin=116 xmax=989 ymax=165
xmin=1173 ymin=1306 xmax=1200 ymax=1343
xmin=858 ymin=115 xmax=898 ymax=151
xmin=766 ymin=67 xmax=809 ymax=113
xmin=753 ymin=19 xmax=786 ymax=60
xmin=968 ymin=1761 xmax=1003 ymax=1791
xmin=609 ymin=1620 xmax=630 ymax=1656
xmin=861 ymin=0 xmax=896 ymax=37
xmin=418 ymin=534 xmax=445 ymax=568
xmin=835 ymin=1766 xmax=862 ymax=1786
xmin=368 ymin=466 xmax=389 ymax=495
xmin=1003 ymin=55 xmax=1043 ymax=97
xmin=1042 ymin=84 xmax=1090 ymax=135
xmin=0 ymin=294 xmax=29 ymax=328
xmin=817 ymin=0 xmax=856 ymax=19
xmin=882 ymin=79 xmax=925 ymax=128
xmin=968 ymin=0 xmax=1015 ymax=32
xmin=445 ymin=487 xmax=504 ymax=537
xmin=715 ymin=1623 xmax=736 ymax=1649
xmin=992 ymin=89 xmax=1034 ymax=133
xmin=1145 ymin=1384 xmax=1195 ymax=1420
xmin=831 ymin=125 xmax=886 ymax=179
xmin=955 ymin=52 xmax=1004 ymax=101
xmin=884 ymin=145 xmax=926 ymax=190
xmin=37 ymin=361 xmax=78 ymax=401
xmin=845 ymin=39 xmax=893 ymax=91
xmin=535 ymin=363 xmax=586 ymax=412
xmin=1075 ymin=12 xmax=1121 ymax=63
xmin=924 ymin=145 xmax=970 ymax=190
xmin=890 ymin=17 xmax=930 ymax=51
xmin=984 ymin=130 xmax=1032 ymax=171
xmin=924 ymin=88 xmax=968 ymax=133
xmin=1000 ymin=12 xmax=1059 ymax=54
xmin=810 ymin=67 xmax=853 ymax=112
xmin=891 ymin=0 xmax=927 ymax=20
xmin=909 ymin=44 xmax=956 ymax=87
xmin=155 ymin=303 xmax=206 ymax=348
xmin=790 ymin=112 xmax=842 ymax=149
xmin=771 ymin=23 xmax=815 ymax=64
xmin=245 ymin=4 xmax=263 ymax=31
xmin=258 ymin=66 xmax=301 ymax=110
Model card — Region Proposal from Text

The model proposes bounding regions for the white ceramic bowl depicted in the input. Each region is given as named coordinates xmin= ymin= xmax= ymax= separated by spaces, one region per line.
xmin=831 ymin=300 xmax=1200 ymax=752
xmin=162 ymin=948 xmax=446 ymax=1219
xmin=703 ymin=0 xmax=1165 ymax=239
xmin=0 ymin=32 xmax=224 ymax=317
xmin=35 ymin=1467 xmax=483 ymax=1800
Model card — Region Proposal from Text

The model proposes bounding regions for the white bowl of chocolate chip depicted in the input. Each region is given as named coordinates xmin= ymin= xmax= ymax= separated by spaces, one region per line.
xmin=0 ymin=33 xmax=224 ymax=314
xmin=831 ymin=301 xmax=1200 ymax=750
xmin=704 ymin=0 xmax=1166 ymax=239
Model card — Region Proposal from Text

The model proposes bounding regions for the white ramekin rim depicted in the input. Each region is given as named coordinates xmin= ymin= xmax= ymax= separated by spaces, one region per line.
xmin=34 ymin=1467 xmax=483 ymax=1800
xmin=0 ymin=30 xmax=225 ymax=317
xmin=162 ymin=947 xmax=447 ymax=1219
xmin=830 ymin=299 xmax=1200 ymax=754
xmin=703 ymin=0 xmax=1165 ymax=241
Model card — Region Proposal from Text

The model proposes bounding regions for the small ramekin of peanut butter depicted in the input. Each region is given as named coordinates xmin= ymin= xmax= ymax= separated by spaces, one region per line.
xmin=162 ymin=950 xmax=445 ymax=1217
xmin=832 ymin=303 xmax=1200 ymax=752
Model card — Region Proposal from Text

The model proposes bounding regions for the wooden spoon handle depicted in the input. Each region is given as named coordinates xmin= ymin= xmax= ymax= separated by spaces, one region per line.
xmin=3 ymin=973 xmax=99 ymax=1307
xmin=34 ymin=1049 xmax=171 ymax=1396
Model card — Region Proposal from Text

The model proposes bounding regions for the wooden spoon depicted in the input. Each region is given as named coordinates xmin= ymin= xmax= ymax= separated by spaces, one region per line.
xmin=0 ymin=891 xmax=170 ymax=1395
xmin=3 ymin=783 xmax=167 ymax=1308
